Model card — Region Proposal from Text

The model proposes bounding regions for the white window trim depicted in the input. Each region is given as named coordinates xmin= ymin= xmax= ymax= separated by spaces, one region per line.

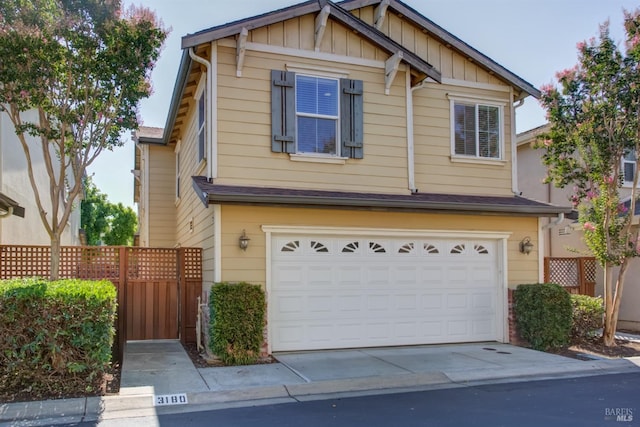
xmin=295 ymin=73 xmax=341 ymax=158
xmin=174 ymin=140 xmax=181 ymax=206
xmin=447 ymin=93 xmax=506 ymax=162
xmin=195 ymin=75 xmax=207 ymax=166
xmin=622 ymin=151 xmax=637 ymax=187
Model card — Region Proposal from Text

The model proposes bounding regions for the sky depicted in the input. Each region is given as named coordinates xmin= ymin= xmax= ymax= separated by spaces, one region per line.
xmin=88 ymin=0 xmax=640 ymax=207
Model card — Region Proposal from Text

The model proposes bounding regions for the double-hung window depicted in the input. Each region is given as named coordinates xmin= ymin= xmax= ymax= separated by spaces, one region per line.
xmin=296 ymin=75 xmax=339 ymax=155
xmin=452 ymin=100 xmax=502 ymax=160
xmin=271 ymin=69 xmax=363 ymax=159
xmin=623 ymin=149 xmax=636 ymax=184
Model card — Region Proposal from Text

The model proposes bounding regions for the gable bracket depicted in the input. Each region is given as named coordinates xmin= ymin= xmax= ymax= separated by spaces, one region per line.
xmin=236 ymin=27 xmax=248 ymax=77
xmin=385 ymin=51 xmax=403 ymax=95
xmin=315 ymin=5 xmax=331 ymax=52
xmin=374 ymin=0 xmax=391 ymax=30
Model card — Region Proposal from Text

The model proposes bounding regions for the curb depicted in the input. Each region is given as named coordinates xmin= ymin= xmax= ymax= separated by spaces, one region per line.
xmin=2 ymin=359 xmax=639 ymax=426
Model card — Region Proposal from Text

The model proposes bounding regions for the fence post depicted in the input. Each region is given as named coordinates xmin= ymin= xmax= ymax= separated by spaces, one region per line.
xmin=116 ymin=246 xmax=128 ymax=363
xmin=178 ymin=248 xmax=185 ymax=345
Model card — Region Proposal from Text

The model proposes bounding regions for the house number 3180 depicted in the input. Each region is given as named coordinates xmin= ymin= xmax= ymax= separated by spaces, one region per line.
xmin=154 ymin=393 xmax=188 ymax=406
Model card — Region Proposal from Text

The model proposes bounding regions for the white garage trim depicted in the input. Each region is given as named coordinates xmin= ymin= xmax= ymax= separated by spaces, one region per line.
xmin=263 ymin=226 xmax=510 ymax=353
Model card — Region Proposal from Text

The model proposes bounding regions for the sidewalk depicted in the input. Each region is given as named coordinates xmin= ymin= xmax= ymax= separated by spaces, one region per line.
xmin=2 ymin=340 xmax=639 ymax=426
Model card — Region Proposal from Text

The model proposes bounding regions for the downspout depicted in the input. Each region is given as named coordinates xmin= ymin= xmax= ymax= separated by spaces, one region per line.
xmin=511 ymin=88 xmax=524 ymax=195
xmin=189 ymin=47 xmax=214 ymax=181
xmin=406 ymin=68 xmax=428 ymax=193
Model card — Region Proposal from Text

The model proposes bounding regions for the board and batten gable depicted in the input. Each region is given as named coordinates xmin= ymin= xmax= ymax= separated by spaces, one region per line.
xmin=202 ymin=9 xmax=517 ymax=196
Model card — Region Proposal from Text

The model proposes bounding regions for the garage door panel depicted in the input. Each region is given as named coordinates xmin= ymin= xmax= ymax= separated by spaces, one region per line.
xmin=271 ymin=235 xmax=501 ymax=351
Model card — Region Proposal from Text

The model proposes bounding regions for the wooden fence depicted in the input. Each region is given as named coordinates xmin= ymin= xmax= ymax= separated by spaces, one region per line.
xmin=0 ymin=245 xmax=202 ymax=362
xmin=544 ymin=257 xmax=596 ymax=296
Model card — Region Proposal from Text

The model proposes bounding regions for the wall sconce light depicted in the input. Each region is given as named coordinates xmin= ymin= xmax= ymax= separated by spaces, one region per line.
xmin=519 ymin=236 xmax=534 ymax=255
xmin=239 ymin=230 xmax=250 ymax=251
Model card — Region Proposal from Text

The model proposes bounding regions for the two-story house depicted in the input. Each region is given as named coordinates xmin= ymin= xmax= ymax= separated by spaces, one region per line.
xmin=0 ymin=110 xmax=81 ymax=245
xmin=134 ymin=0 xmax=568 ymax=353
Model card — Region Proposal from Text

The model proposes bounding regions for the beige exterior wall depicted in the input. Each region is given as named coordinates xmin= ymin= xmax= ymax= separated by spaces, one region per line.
xmin=146 ymin=144 xmax=177 ymax=247
xmin=218 ymin=205 xmax=539 ymax=289
xmin=211 ymin=11 xmax=516 ymax=197
xmin=0 ymin=111 xmax=80 ymax=246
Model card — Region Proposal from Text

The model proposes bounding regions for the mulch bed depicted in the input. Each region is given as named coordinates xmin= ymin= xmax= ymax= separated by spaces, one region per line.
xmin=548 ymin=336 xmax=640 ymax=360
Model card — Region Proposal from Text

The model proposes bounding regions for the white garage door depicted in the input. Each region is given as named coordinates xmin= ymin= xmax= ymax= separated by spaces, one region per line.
xmin=270 ymin=234 xmax=502 ymax=351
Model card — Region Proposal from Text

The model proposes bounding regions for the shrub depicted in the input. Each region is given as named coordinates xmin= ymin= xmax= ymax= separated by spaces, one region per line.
xmin=513 ymin=283 xmax=572 ymax=351
xmin=0 ymin=278 xmax=117 ymax=400
xmin=209 ymin=282 xmax=265 ymax=365
xmin=570 ymin=294 xmax=604 ymax=342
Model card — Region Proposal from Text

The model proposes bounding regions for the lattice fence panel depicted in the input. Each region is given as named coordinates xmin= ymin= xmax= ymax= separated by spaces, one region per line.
xmin=546 ymin=258 xmax=579 ymax=287
xmin=181 ymin=247 xmax=202 ymax=280
xmin=582 ymin=258 xmax=597 ymax=282
xmin=64 ymin=246 xmax=120 ymax=279
xmin=0 ymin=245 xmax=51 ymax=279
xmin=128 ymin=248 xmax=178 ymax=280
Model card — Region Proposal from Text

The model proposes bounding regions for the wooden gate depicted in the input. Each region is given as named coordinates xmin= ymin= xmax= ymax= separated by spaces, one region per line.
xmin=0 ymin=245 xmax=202 ymax=360
xmin=544 ymin=257 xmax=596 ymax=296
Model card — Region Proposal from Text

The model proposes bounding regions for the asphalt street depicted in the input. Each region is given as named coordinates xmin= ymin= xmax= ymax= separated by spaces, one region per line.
xmin=68 ymin=372 xmax=639 ymax=427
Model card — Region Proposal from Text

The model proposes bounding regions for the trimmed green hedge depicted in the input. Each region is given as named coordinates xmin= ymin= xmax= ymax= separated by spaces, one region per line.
xmin=514 ymin=283 xmax=572 ymax=351
xmin=570 ymin=294 xmax=604 ymax=341
xmin=209 ymin=282 xmax=265 ymax=365
xmin=0 ymin=278 xmax=117 ymax=399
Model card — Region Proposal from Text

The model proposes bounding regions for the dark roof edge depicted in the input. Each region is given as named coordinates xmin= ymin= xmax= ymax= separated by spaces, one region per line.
xmin=0 ymin=192 xmax=25 ymax=218
xmin=193 ymin=183 xmax=570 ymax=217
xmin=136 ymin=136 xmax=164 ymax=145
xmin=161 ymin=50 xmax=192 ymax=145
xmin=339 ymin=0 xmax=540 ymax=98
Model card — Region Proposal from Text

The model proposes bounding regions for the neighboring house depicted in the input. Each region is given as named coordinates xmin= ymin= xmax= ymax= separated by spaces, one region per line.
xmin=517 ymin=124 xmax=640 ymax=332
xmin=135 ymin=0 xmax=568 ymax=353
xmin=0 ymin=110 xmax=81 ymax=245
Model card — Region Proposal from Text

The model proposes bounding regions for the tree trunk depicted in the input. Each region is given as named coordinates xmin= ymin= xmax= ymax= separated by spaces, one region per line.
xmin=50 ymin=235 xmax=61 ymax=280
xmin=603 ymin=261 xmax=629 ymax=346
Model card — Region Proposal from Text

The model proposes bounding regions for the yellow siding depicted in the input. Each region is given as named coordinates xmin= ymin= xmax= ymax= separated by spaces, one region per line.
xmin=147 ymin=145 xmax=176 ymax=247
xmin=215 ymin=45 xmax=411 ymax=194
xmin=219 ymin=205 xmax=539 ymax=289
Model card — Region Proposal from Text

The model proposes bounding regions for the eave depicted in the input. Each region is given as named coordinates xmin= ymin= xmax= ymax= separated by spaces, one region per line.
xmin=340 ymin=0 xmax=540 ymax=99
xmin=0 ymin=192 xmax=25 ymax=218
xmin=192 ymin=177 xmax=570 ymax=217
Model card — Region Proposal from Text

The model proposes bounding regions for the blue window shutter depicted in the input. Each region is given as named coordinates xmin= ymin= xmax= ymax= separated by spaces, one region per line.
xmin=271 ymin=70 xmax=295 ymax=153
xmin=340 ymin=78 xmax=364 ymax=159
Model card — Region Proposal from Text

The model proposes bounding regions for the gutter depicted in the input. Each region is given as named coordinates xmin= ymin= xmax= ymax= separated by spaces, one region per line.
xmin=188 ymin=47 xmax=214 ymax=180
xmin=511 ymin=94 xmax=524 ymax=195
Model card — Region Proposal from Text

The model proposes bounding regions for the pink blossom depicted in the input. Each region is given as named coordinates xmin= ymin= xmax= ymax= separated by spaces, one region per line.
xmin=604 ymin=175 xmax=615 ymax=185
xmin=586 ymin=190 xmax=597 ymax=200
xmin=555 ymin=66 xmax=577 ymax=81
xmin=540 ymin=83 xmax=555 ymax=95
xmin=576 ymin=41 xmax=587 ymax=51
xmin=618 ymin=204 xmax=629 ymax=214
xmin=19 ymin=90 xmax=28 ymax=99
xmin=583 ymin=222 xmax=596 ymax=232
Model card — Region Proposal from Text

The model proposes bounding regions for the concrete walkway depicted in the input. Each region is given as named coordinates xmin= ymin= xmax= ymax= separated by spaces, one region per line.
xmin=2 ymin=340 xmax=639 ymax=426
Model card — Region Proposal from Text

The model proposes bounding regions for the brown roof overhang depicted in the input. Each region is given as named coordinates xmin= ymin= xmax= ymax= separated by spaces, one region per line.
xmin=0 ymin=192 xmax=25 ymax=218
xmin=192 ymin=176 xmax=570 ymax=217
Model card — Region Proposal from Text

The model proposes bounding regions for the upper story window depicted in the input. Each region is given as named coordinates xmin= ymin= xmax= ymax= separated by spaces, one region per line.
xmin=447 ymin=93 xmax=505 ymax=162
xmin=453 ymin=102 xmax=501 ymax=159
xmin=296 ymin=75 xmax=339 ymax=155
xmin=271 ymin=69 xmax=363 ymax=160
xmin=623 ymin=149 xmax=636 ymax=184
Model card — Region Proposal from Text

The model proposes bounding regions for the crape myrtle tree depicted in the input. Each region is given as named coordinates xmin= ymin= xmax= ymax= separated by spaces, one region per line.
xmin=0 ymin=0 xmax=167 ymax=279
xmin=537 ymin=12 xmax=640 ymax=346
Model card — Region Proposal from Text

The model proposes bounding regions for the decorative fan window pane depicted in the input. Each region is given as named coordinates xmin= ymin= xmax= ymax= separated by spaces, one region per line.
xmin=369 ymin=242 xmax=386 ymax=253
xmin=310 ymin=240 xmax=329 ymax=253
xmin=398 ymin=243 xmax=414 ymax=254
xmin=281 ymin=241 xmax=301 ymax=252
xmin=474 ymin=244 xmax=489 ymax=254
xmin=342 ymin=241 xmax=359 ymax=253
xmin=423 ymin=243 xmax=439 ymax=254
xmin=450 ymin=244 xmax=466 ymax=254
